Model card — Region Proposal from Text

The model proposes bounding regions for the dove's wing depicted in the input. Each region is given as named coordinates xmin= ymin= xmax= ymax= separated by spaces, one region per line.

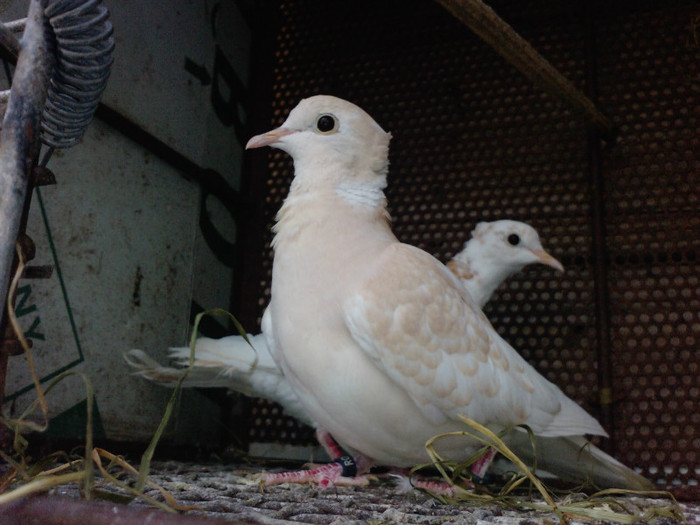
xmin=344 ymin=242 xmax=605 ymax=438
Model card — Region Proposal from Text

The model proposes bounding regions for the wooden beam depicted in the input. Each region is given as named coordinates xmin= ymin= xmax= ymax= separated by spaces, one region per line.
xmin=435 ymin=0 xmax=615 ymax=141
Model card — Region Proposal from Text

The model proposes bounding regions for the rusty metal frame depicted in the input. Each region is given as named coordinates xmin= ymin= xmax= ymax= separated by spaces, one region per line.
xmin=0 ymin=0 xmax=55 ymax=411
xmin=582 ymin=2 xmax=615 ymax=452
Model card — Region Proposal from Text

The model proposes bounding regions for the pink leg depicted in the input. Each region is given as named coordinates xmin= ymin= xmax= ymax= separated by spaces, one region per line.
xmin=315 ymin=428 xmax=373 ymax=474
xmin=316 ymin=428 xmax=345 ymax=459
xmin=262 ymin=428 xmax=374 ymax=488
xmin=469 ymin=447 xmax=497 ymax=480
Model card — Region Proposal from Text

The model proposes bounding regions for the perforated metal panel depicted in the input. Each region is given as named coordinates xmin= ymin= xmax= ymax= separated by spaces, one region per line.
xmin=594 ymin=4 xmax=700 ymax=497
xmin=237 ymin=0 xmax=700 ymax=497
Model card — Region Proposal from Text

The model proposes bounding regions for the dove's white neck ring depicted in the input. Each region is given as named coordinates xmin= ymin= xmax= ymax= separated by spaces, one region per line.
xmin=335 ymin=181 xmax=386 ymax=209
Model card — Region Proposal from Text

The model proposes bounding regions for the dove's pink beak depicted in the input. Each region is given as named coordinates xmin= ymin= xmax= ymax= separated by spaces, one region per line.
xmin=246 ymin=127 xmax=296 ymax=149
xmin=530 ymin=250 xmax=564 ymax=272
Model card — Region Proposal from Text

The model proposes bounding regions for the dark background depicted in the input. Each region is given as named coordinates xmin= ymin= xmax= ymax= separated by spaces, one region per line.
xmin=233 ymin=0 xmax=700 ymax=499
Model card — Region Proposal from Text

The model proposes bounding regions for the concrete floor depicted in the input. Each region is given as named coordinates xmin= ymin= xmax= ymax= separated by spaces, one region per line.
xmin=32 ymin=459 xmax=698 ymax=524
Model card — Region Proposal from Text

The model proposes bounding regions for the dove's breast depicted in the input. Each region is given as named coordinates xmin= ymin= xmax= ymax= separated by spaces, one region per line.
xmin=268 ymin=195 xmax=469 ymax=464
xmin=269 ymin=303 xmax=471 ymax=465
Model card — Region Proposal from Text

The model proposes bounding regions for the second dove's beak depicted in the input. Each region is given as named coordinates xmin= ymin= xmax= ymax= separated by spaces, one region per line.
xmin=246 ymin=127 xmax=296 ymax=149
xmin=530 ymin=249 xmax=564 ymax=272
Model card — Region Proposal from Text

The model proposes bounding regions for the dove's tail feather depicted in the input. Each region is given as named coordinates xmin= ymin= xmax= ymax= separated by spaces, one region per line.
xmin=124 ymin=334 xmax=272 ymax=393
xmin=124 ymin=348 xmax=257 ymax=390
xmin=166 ymin=333 xmax=276 ymax=373
xmin=124 ymin=336 xmax=314 ymax=425
xmin=514 ymin=434 xmax=656 ymax=491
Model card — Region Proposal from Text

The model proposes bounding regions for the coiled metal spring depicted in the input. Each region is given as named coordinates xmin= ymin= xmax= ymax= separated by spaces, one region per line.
xmin=42 ymin=0 xmax=114 ymax=149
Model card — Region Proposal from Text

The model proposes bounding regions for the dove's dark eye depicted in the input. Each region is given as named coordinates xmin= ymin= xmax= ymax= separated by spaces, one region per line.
xmin=316 ymin=114 xmax=338 ymax=134
xmin=507 ymin=234 xmax=520 ymax=246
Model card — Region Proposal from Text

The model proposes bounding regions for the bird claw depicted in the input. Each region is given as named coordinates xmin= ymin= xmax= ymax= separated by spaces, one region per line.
xmin=388 ymin=471 xmax=473 ymax=496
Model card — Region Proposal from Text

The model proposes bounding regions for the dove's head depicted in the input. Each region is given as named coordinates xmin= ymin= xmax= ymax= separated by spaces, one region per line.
xmin=448 ymin=220 xmax=563 ymax=306
xmin=246 ymin=96 xmax=392 ymax=190
xmin=454 ymin=220 xmax=563 ymax=276
xmin=469 ymin=220 xmax=564 ymax=273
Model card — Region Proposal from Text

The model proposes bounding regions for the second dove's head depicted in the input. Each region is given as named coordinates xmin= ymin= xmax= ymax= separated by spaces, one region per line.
xmin=247 ymin=95 xmax=392 ymax=188
xmin=469 ymin=220 xmax=564 ymax=273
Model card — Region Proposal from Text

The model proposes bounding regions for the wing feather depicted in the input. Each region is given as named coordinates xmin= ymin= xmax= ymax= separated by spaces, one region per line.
xmin=344 ymin=243 xmax=605 ymax=437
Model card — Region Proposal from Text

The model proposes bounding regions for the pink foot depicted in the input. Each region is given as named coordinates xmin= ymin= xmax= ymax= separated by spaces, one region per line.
xmin=389 ymin=467 xmax=474 ymax=496
xmin=411 ymin=478 xmax=466 ymax=497
xmin=263 ymin=456 xmax=373 ymax=488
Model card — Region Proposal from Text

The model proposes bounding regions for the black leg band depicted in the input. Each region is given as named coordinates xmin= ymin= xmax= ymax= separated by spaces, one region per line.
xmin=334 ymin=455 xmax=357 ymax=477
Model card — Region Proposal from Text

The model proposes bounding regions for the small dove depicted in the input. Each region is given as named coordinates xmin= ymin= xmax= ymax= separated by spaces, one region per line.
xmin=239 ymin=95 xmax=653 ymax=491
xmin=125 ymin=219 xmax=563 ymax=429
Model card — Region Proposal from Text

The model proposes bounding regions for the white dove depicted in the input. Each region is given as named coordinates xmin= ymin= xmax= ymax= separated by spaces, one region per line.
xmin=125 ymin=219 xmax=563 ymax=429
xmin=239 ymin=95 xmax=652 ymax=491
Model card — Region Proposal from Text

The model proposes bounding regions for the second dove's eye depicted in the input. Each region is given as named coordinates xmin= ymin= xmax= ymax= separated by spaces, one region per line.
xmin=508 ymin=234 xmax=520 ymax=246
xmin=316 ymin=114 xmax=338 ymax=134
